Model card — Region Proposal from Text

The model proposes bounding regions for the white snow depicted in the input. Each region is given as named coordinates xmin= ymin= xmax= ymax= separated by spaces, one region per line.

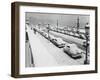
xmin=27 ymin=25 xmax=58 ymax=67
xmin=50 ymin=31 xmax=85 ymax=45
xmin=26 ymin=25 xmax=86 ymax=67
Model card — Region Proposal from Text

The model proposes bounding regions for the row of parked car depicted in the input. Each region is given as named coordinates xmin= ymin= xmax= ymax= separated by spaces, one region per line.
xmin=50 ymin=29 xmax=90 ymax=48
xmin=36 ymin=29 xmax=85 ymax=59
xmin=49 ymin=35 xmax=85 ymax=59
xmin=51 ymin=29 xmax=87 ymax=40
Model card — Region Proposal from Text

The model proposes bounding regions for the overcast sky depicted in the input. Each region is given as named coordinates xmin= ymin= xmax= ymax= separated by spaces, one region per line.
xmin=26 ymin=12 xmax=89 ymax=29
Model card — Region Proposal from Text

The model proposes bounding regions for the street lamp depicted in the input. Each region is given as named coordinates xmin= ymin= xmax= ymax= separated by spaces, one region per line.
xmin=57 ymin=19 xmax=58 ymax=32
xmin=84 ymin=23 xmax=89 ymax=64
xmin=38 ymin=24 xmax=41 ymax=29
xmin=77 ymin=16 xmax=79 ymax=34
xmin=47 ymin=24 xmax=50 ymax=38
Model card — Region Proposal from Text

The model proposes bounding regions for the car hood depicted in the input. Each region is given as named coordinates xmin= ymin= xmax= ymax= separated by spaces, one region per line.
xmin=57 ymin=39 xmax=65 ymax=43
xmin=70 ymin=47 xmax=82 ymax=54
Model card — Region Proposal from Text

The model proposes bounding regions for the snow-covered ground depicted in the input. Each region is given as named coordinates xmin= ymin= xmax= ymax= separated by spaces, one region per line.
xmin=26 ymin=25 xmax=86 ymax=67
xmin=49 ymin=31 xmax=86 ymax=51
xmin=50 ymin=31 xmax=85 ymax=45
xmin=27 ymin=26 xmax=58 ymax=67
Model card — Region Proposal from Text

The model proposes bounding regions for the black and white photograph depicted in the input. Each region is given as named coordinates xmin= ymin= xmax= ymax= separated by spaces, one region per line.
xmin=25 ymin=12 xmax=90 ymax=67
xmin=11 ymin=2 xmax=97 ymax=77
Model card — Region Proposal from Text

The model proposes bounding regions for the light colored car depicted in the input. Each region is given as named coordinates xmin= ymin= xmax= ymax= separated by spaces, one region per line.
xmin=79 ymin=34 xmax=86 ymax=39
xmin=40 ymin=30 xmax=44 ymax=34
xmin=43 ymin=32 xmax=48 ymax=38
xmin=70 ymin=32 xmax=74 ymax=36
xmin=63 ymin=43 xmax=84 ymax=59
xmin=74 ymin=33 xmax=80 ymax=37
xmin=51 ymin=37 xmax=66 ymax=48
xmin=49 ymin=35 xmax=56 ymax=40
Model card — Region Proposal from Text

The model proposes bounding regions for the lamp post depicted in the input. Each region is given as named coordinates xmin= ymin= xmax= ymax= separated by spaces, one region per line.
xmin=77 ymin=17 xmax=79 ymax=34
xmin=47 ymin=24 xmax=50 ymax=38
xmin=84 ymin=23 xmax=89 ymax=64
xmin=57 ymin=19 xmax=58 ymax=32
xmin=38 ymin=24 xmax=41 ymax=29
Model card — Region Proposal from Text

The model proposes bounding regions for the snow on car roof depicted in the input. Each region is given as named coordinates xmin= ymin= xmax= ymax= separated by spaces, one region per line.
xmin=56 ymin=37 xmax=65 ymax=43
xmin=57 ymin=37 xmax=63 ymax=41
xmin=65 ymin=43 xmax=77 ymax=48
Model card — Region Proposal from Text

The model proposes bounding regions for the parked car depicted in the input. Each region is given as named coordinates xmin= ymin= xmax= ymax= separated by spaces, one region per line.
xmin=82 ymin=40 xmax=90 ymax=47
xmin=63 ymin=43 xmax=84 ymax=59
xmin=74 ymin=33 xmax=80 ymax=37
xmin=79 ymin=34 xmax=86 ymax=39
xmin=51 ymin=37 xmax=66 ymax=48
xmin=43 ymin=32 xmax=48 ymax=38
xmin=49 ymin=35 xmax=56 ymax=40
xmin=70 ymin=32 xmax=74 ymax=36
xmin=40 ymin=30 xmax=44 ymax=34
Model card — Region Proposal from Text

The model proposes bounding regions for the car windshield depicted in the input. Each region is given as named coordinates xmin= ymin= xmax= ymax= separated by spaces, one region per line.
xmin=50 ymin=35 xmax=55 ymax=39
xmin=70 ymin=44 xmax=79 ymax=53
xmin=71 ymin=44 xmax=77 ymax=47
xmin=57 ymin=38 xmax=63 ymax=43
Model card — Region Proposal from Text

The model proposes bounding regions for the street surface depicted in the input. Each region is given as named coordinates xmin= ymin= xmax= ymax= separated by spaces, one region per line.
xmin=49 ymin=31 xmax=86 ymax=51
xmin=26 ymin=25 xmax=86 ymax=67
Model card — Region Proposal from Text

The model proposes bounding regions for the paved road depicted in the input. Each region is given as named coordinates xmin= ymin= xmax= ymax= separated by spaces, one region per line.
xmin=36 ymin=32 xmax=85 ymax=66
xmin=26 ymin=25 xmax=86 ymax=67
xmin=27 ymin=26 xmax=58 ymax=67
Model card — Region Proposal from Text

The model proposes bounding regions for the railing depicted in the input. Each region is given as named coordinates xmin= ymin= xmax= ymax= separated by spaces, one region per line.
xmin=25 ymin=32 xmax=35 ymax=67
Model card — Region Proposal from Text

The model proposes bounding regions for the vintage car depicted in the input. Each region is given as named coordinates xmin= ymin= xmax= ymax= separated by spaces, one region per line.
xmin=39 ymin=30 xmax=44 ymax=35
xmin=43 ymin=32 xmax=49 ymax=38
xmin=49 ymin=35 xmax=56 ymax=40
xmin=82 ymin=40 xmax=90 ymax=47
xmin=79 ymin=34 xmax=86 ymax=39
xmin=63 ymin=43 xmax=84 ymax=59
xmin=51 ymin=37 xmax=66 ymax=48
xmin=70 ymin=32 xmax=74 ymax=36
xmin=74 ymin=33 xmax=80 ymax=37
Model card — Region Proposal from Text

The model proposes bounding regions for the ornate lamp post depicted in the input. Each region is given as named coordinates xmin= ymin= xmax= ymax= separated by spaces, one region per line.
xmin=84 ymin=23 xmax=89 ymax=64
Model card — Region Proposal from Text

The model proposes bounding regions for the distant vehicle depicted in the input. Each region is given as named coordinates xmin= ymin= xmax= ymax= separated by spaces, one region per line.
xmin=51 ymin=37 xmax=66 ymax=48
xmin=63 ymin=43 xmax=84 ymax=59
xmin=79 ymin=34 xmax=86 ymax=39
xmin=74 ymin=33 xmax=80 ymax=37
xmin=43 ymin=32 xmax=48 ymax=38
xmin=40 ymin=30 xmax=44 ymax=34
xmin=60 ymin=30 xmax=64 ymax=33
xmin=82 ymin=40 xmax=90 ymax=47
xmin=70 ymin=32 xmax=74 ymax=36
xmin=49 ymin=35 xmax=56 ymax=40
